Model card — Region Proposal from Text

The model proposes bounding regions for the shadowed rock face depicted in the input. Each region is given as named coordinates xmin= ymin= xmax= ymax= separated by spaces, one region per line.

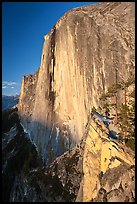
xmin=18 ymin=2 xmax=135 ymax=161
xmin=5 ymin=110 xmax=134 ymax=202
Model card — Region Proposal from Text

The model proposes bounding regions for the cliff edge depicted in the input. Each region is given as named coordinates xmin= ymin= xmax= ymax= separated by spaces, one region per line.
xmin=18 ymin=2 xmax=135 ymax=162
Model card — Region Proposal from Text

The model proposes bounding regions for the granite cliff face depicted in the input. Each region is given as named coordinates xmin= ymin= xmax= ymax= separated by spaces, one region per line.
xmin=18 ymin=2 xmax=135 ymax=162
xmin=76 ymin=115 xmax=134 ymax=202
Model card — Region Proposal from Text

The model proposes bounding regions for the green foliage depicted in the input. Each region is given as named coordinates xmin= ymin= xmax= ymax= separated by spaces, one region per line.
xmin=118 ymin=104 xmax=129 ymax=131
xmin=100 ymin=75 xmax=134 ymax=103
xmin=118 ymin=100 xmax=135 ymax=139
xmin=99 ymin=77 xmax=135 ymax=141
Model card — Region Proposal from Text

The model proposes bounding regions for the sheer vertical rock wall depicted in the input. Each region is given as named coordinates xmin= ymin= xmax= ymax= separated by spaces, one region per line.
xmin=18 ymin=2 xmax=135 ymax=161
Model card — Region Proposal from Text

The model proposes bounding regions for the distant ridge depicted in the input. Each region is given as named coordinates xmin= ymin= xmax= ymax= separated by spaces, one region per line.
xmin=2 ymin=95 xmax=19 ymax=110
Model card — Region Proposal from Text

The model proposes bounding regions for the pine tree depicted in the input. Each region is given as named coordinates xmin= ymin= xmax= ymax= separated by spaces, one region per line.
xmin=117 ymin=76 xmax=135 ymax=140
xmin=118 ymin=76 xmax=135 ymax=138
xmin=128 ymin=88 xmax=135 ymax=138
xmin=99 ymin=73 xmax=135 ymax=145
xmin=100 ymin=83 xmax=121 ymax=122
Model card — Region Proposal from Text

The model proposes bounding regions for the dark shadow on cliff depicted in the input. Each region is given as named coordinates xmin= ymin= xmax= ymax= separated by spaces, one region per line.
xmin=2 ymin=108 xmax=40 ymax=201
xmin=3 ymin=108 xmax=135 ymax=202
xmin=2 ymin=109 xmax=84 ymax=202
xmin=17 ymin=114 xmax=85 ymax=201
xmin=19 ymin=111 xmax=80 ymax=165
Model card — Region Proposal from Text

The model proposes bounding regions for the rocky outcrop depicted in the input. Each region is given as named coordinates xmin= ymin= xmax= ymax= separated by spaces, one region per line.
xmin=19 ymin=69 xmax=39 ymax=122
xmin=5 ymin=111 xmax=134 ymax=202
xmin=76 ymin=115 xmax=134 ymax=202
xmin=18 ymin=2 xmax=135 ymax=162
xmin=2 ymin=108 xmax=38 ymax=202
xmin=44 ymin=116 xmax=135 ymax=202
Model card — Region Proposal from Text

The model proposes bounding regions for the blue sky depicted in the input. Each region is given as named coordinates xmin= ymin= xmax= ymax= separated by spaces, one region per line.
xmin=2 ymin=2 xmax=98 ymax=95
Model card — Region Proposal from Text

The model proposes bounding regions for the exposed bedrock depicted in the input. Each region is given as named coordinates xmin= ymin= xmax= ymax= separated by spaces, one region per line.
xmin=18 ymin=2 xmax=135 ymax=161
